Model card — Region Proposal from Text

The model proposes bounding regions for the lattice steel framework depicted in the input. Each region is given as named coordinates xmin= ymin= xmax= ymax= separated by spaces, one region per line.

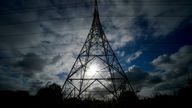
xmin=62 ymin=0 xmax=135 ymax=99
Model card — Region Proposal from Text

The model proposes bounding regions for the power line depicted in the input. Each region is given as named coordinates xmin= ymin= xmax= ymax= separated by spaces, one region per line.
xmin=1 ymin=1 xmax=191 ymax=15
xmin=0 ymin=1 xmax=192 ymax=15
xmin=0 ymin=52 xmax=72 ymax=60
xmin=0 ymin=39 xmax=187 ymax=52
xmin=1 ymin=1 xmax=190 ymax=25
xmin=0 ymin=14 xmax=188 ymax=26
xmin=0 ymin=42 xmax=84 ymax=51
xmin=0 ymin=30 xmax=89 ymax=38
xmin=0 ymin=44 xmax=185 ymax=59
xmin=0 ymin=16 xmax=92 ymax=26
xmin=0 ymin=46 xmax=184 ymax=60
xmin=0 ymin=45 xmax=184 ymax=60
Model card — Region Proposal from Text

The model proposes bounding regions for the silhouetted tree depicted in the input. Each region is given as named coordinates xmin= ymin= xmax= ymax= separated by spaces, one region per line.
xmin=36 ymin=83 xmax=62 ymax=107
xmin=178 ymin=79 xmax=192 ymax=97
xmin=0 ymin=90 xmax=31 ymax=108
xmin=117 ymin=91 xmax=138 ymax=108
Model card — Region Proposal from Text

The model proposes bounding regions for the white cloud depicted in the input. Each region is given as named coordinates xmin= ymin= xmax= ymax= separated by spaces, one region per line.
xmin=127 ymin=51 xmax=143 ymax=63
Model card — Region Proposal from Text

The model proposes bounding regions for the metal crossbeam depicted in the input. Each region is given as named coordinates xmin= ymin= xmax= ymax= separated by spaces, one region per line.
xmin=69 ymin=78 xmax=125 ymax=80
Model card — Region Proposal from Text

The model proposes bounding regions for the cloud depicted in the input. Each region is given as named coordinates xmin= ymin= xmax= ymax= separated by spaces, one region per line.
xmin=49 ymin=55 xmax=63 ymax=65
xmin=138 ymin=45 xmax=192 ymax=96
xmin=147 ymin=74 xmax=162 ymax=84
xmin=152 ymin=45 xmax=192 ymax=79
xmin=127 ymin=51 xmax=143 ymax=63
xmin=127 ymin=65 xmax=148 ymax=82
xmin=16 ymin=53 xmax=48 ymax=72
xmin=126 ymin=65 xmax=150 ymax=92
xmin=133 ymin=45 xmax=192 ymax=97
xmin=129 ymin=0 xmax=192 ymax=39
xmin=0 ymin=73 xmax=24 ymax=91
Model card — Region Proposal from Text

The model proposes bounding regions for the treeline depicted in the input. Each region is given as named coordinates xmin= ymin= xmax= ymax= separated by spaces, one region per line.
xmin=0 ymin=82 xmax=191 ymax=108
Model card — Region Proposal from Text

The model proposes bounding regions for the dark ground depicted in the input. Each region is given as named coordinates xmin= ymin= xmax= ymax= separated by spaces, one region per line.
xmin=0 ymin=81 xmax=191 ymax=108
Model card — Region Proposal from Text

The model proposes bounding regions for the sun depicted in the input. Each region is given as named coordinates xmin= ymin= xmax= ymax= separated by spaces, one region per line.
xmin=86 ymin=64 xmax=98 ymax=77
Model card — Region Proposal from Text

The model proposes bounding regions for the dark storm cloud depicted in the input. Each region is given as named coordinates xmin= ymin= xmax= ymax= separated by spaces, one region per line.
xmin=127 ymin=65 xmax=148 ymax=82
xmin=129 ymin=0 xmax=192 ymax=39
xmin=130 ymin=14 xmax=156 ymax=39
xmin=147 ymin=75 xmax=162 ymax=84
xmin=0 ymin=73 xmax=22 ymax=90
xmin=16 ymin=53 xmax=48 ymax=73
xmin=126 ymin=65 xmax=152 ymax=94
xmin=50 ymin=55 xmax=63 ymax=65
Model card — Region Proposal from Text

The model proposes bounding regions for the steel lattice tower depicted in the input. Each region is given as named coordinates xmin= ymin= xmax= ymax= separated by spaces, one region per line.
xmin=62 ymin=0 xmax=135 ymax=99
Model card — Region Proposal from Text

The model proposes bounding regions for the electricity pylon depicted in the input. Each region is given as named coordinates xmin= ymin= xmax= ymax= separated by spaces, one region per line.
xmin=62 ymin=0 xmax=135 ymax=100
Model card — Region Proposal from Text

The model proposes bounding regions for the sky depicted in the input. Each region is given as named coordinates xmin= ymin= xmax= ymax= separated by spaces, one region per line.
xmin=0 ymin=0 xmax=192 ymax=97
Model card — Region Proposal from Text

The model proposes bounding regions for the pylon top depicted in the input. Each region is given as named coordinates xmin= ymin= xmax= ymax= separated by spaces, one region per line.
xmin=92 ymin=0 xmax=102 ymax=28
xmin=94 ymin=0 xmax=98 ymax=11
